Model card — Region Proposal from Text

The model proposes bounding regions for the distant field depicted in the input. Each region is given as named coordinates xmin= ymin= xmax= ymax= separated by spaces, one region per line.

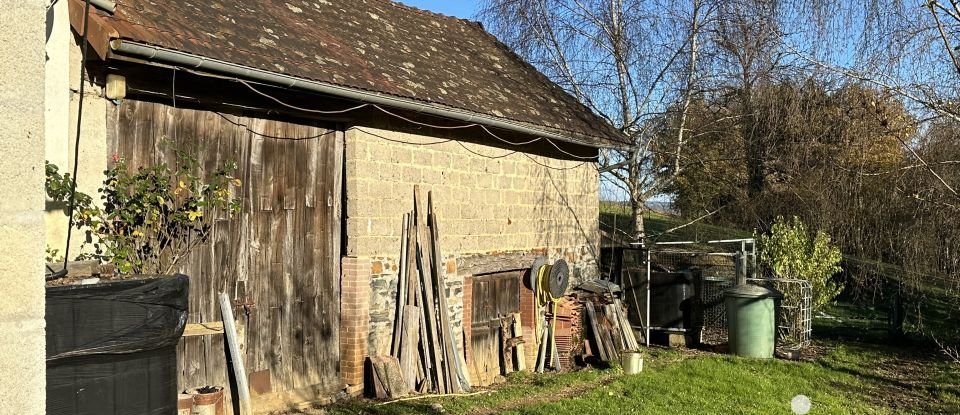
xmin=599 ymin=201 xmax=751 ymax=245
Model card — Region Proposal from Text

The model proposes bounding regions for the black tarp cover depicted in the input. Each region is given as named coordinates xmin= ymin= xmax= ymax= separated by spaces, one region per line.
xmin=46 ymin=275 xmax=188 ymax=415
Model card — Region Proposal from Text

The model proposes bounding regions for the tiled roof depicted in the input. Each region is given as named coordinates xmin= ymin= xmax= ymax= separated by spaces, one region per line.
xmin=77 ymin=0 xmax=625 ymax=147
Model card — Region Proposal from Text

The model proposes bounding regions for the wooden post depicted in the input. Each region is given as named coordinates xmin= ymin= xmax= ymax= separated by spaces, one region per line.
xmin=399 ymin=305 xmax=421 ymax=389
xmin=219 ymin=292 xmax=253 ymax=415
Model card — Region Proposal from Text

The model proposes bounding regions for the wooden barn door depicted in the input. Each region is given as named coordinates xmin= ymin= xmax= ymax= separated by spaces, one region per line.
xmin=110 ymin=100 xmax=343 ymax=396
xmin=469 ymin=272 xmax=521 ymax=386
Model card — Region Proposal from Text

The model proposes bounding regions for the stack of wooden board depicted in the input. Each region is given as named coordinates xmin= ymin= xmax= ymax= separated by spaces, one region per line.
xmin=584 ymin=299 xmax=640 ymax=364
xmin=389 ymin=186 xmax=471 ymax=395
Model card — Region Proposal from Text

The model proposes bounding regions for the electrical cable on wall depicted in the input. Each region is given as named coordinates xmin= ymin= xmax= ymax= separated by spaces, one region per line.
xmin=49 ymin=0 xmax=93 ymax=281
xmin=133 ymin=85 xmax=594 ymax=171
xmin=184 ymin=67 xmax=602 ymax=161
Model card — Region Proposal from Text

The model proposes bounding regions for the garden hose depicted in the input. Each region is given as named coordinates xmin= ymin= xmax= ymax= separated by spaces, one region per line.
xmin=532 ymin=260 xmax=568 ymax=371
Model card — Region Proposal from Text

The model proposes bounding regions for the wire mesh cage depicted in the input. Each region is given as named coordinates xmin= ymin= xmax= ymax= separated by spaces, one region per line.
xmin=605 ymin=239 xmax=813 ymax=350
xmin=650 ymin=243 xmax=755 ymax=346
xmin=747 ymin=278 xmax=813 ymax=350
xmin=646 ymin=240 xmax=812 ymax=350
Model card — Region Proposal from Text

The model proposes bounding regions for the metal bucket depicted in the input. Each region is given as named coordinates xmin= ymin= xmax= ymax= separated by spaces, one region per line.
xmin=621 ymin=350 xmax=644 ymax=374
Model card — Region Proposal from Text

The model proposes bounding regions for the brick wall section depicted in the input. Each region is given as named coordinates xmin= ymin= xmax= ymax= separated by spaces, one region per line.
xmin=340 ymin=256 xmax=371 ymax=386
xmin=519 ymin=285 xmax=538 ymax=367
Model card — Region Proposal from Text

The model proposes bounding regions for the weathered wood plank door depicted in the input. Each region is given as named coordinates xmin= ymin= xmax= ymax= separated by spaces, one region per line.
xmin=469 ymin=272 xmax=521 ymax=386
xmin=110 ymin=99 xmax=343 ymax=396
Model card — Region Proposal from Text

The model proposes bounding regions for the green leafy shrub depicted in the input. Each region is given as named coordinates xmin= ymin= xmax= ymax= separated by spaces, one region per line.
xmin=46 ymin=151 xmax=241 ymax=275
xmin=758 ymin=216 xmax=843 ymax=310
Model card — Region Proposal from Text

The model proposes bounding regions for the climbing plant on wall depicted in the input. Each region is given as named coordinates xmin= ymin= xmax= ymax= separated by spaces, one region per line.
xmin=46 ymin=150 xmax=241 ymax=275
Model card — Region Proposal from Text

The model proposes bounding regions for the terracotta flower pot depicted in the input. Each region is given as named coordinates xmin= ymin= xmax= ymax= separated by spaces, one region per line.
xmin=177 ymin=393 xmax=194 ymax=415
xmin=190 ymin=386 xmax=225 ymax=415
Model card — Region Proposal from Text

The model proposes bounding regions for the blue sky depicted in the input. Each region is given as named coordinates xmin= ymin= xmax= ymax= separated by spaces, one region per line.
xmin=398 ymin=1 xmax=479 ymax=19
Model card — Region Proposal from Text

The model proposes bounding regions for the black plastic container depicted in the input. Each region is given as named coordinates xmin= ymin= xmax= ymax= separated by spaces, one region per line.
xmin=648 ymin=270 xmax=702 ymax=331
xmin=46 ymin=275 xmax=188 ymax=415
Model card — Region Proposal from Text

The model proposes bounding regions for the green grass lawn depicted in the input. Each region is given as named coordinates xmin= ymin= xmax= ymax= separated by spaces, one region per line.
xmin=317 ymin=308 xmax=959 ymax=415
xmin=306 ymin=207 xmax=959 ymax=415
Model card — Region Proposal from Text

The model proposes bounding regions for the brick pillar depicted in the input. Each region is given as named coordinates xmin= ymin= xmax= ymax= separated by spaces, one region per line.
xmin=340 ymin=256 xmax=371 ymax=387
xmin=519 ymin=285 xmax=538 ymax=367
xmin=461 ymin=275 xmax=476 ymax=385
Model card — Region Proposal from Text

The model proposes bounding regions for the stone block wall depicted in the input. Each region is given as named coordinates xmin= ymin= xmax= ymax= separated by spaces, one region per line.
xmin=343 ymin=124 xmax=601 ymax=371
xmin=365 ymin=256 xmax=465 ymax=358
xmin=344 ymin=126 xmax=600 ymax=258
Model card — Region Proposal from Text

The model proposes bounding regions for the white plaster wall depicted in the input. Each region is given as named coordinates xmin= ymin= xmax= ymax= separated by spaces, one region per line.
xmin=42 ymin=4 xmax=108 ymax=259
xmin=0 ymin=1 xmax=49 ymax=413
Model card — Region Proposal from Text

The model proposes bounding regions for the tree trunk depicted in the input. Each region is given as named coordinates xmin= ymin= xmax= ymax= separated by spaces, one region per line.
xmin=741 ymin=88 xmax=765 ymax=198
xmin=630 ymin=197 xmax=645 ymax=241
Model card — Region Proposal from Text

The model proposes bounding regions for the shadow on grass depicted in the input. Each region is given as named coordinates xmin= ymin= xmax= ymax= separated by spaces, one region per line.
xmin=813 ymin=303 xmax=960 ymax=414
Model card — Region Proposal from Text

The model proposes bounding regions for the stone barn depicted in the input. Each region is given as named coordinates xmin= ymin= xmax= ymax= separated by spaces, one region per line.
xmin=45 ymin=0 xmax=625 ymax=408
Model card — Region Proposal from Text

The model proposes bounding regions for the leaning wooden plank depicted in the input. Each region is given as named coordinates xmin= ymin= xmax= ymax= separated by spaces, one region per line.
xmin=617 ymin=304 xmax=636 ymax=351
xmin=399 ymin=305 xmax=421 ymax=390
xmin=600 ymin=316 xmax=621 ymax=362
xmin=182 ymin=321 xmax=225 ymax=337
xmin=369 ymin=355 xmax=411 ymax=399
xmin=414 ymin=186 xmax=445 ymax=393
xmin=392 ymin=212 xmax=410 ymax=358
xmin=367 ymin=356 xmax=389 ymax=399
xmin=584 ymin=302 xmax=608 ymax=362
xmin=413 ymin=264 xmax=432 ymax=392
xmin=499 ymin=318 xmax=513 ymax=375
xmin=405 ymin=213 xmax=418 ymax=307
xmin=428 ymin=193 xmax=464 ymax=393
xmin=614 ymin=299 xmax=640 ymax=350
xmin=220 ymin=293 xmax=254 ymax=415
xmin=615 ymin=308 xmax=631 ymax=353
xmin=512 ymin=313 xmax=527 ymax=371
xmin=605 ymin=304 xmax=627 ymax=351
xmin=612 ymin=299 xmax=635 ymax=350
xmin=417 ymin=240 xmax=445 ymax=394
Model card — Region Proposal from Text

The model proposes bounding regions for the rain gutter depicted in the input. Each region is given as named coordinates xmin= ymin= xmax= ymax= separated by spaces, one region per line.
xmin=109 ymin=39 xmax=603 ymax=150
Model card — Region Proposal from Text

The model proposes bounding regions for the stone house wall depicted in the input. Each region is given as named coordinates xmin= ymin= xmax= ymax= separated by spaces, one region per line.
xmin=341 ymin=123 xmax=601 ymax=376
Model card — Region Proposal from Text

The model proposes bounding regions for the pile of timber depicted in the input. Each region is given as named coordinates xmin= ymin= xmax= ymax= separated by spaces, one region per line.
xmin=578 ymin=282 xmax=640 ymax=364
xmin=383 ymin=186 xmax=470 ymax=397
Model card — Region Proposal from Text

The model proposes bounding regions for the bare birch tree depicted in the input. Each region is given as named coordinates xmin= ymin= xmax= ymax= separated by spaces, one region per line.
xmin=479 ymin=0 xmax=715 ymax=240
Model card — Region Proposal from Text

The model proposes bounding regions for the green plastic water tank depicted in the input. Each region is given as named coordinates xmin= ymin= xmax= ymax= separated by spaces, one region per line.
xmin=725 ymin=284 xmax=782 ymax=358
